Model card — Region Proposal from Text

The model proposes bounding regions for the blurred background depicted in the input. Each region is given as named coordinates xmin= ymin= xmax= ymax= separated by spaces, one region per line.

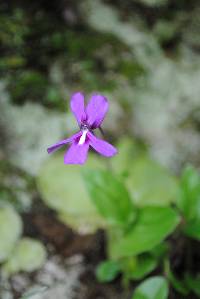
xmin=0 ymin=0 xmax=200 ymax=298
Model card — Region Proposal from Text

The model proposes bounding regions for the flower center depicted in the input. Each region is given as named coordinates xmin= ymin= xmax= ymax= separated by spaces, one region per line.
xmin=80 ymin=123 xmax=89 ymax=130
xmin=78 ymin=128 xmax=88 ymax=145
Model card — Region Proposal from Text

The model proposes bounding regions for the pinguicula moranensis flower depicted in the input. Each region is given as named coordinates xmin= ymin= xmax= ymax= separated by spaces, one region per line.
xmin=47 ymin=92 xmax=117 ymax=164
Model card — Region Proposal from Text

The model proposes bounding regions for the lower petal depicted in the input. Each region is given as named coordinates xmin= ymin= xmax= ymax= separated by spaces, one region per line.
xmin=47 ymin=132 xmax=81 ymax=154
xmin=64 ymin=140 xmax=90 ymax=164
xmin=88 ymin=132 xmax=117 ymax=157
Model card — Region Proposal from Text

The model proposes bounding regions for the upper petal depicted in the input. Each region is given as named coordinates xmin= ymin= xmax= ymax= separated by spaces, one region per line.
xmin=88 ymin=132 xmax=117 ymax=157
xmin=64 ymin=140 xmax=90 ymax=164
xmin=86 ymin=94 xmax=108 ymax=129
xmin=70 ymin=92 xmax=86 ymax=125
xmin=47 ymin=132 xmax=81 ymax=154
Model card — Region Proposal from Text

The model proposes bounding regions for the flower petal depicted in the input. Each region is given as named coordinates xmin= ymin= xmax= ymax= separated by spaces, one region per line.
xmin=86 ymin=94 xmax=108 ymax=129
xmin=70 ymin=92 xmax=86 ymax=125
xmin=88 ymin=132 xmax=117 ymax=157
xmin=64 ymin=140 xmax=90 ymax=164
xmin=47 ymin=132 xmax=81 ymax=154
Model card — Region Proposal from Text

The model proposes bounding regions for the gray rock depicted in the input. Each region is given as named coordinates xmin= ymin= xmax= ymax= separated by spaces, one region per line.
xmin=0 ymin=84 xmax=68 ymax=176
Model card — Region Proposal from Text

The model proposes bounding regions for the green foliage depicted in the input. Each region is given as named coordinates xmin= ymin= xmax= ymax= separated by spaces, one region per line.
xmin=0 ymin=206 xmax=22 ymax=262
xmin=96 ymin=254 xmax=158 ymax=284
xmin=117 ymin=61 xmax=145 ymax=80
xmin=127 ymin=255 xmax=157 ymax=280
xmin=83 ymin=162 xmax=181 ymax=291
xmin=0 ymin=8 xmax=28 ymax=49
xmin=108 ymin=206 xmax=179 ymax=259
xmin=165 ymin=260 xmax=200 ymax=297
xmin=126 ymin=156 xmax=179 ymax=206
xmin=111 ymin=137 xmax=146 ymax=177
xmin=0 ymin=160 xmax=33 ymax=211
xmin=177 ymin=165 xmax=200 ymax=240
xmin=83 ymin=169 xmax=136 ymax=228
xmin=178 ymin=165 xmax=200 ymax=221
xmin=1 ymin=4 xmax=137 ymax=108
xmin=9 ymin=71 xmax=48 ymax=104
xmin=96 ymin=260 xmax=121 ymax=282
xmin=37 ymin=154 xmax=106 ymax=233
xmin=120 ymin=254 xmax=158 ymax=281
xmin=38 ymin=142 xmax=200 ymax=299
xmin=132 ymin=276 xmax=169 ymax=299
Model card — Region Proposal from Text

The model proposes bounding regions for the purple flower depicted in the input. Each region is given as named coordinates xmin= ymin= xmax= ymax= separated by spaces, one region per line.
xmin=47 ymin=92 xmax=117 ymax=164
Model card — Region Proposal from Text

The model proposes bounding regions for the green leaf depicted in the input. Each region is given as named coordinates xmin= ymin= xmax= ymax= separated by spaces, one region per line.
xmin=121 ymin=254 xmax=157 ymax=281
xmin=0 ymin=206 xmax=22 ymax=262
xmin=132 ymin=276 xmax=169 ymax=299
xmin=83 ymin=169 xmax=136 ymax=228
xmin=150 ymin=243 xmax=169 ymax=260
xmin=37 ymin=154 xmax=106 ymax=233
xmin=130 ymin=254 xmax=157 ymax=280
xmin=177 ymin=165 xmax=200 ymax=240
xmin=183 ymin=219 xmax=200 ymax=240
xmin=108 ymin=206 xmax=180 ymax=258
xmin=127 ymin=157 xmax=179 ymax=206
xmin=178 ymin=165 xmax=200 ymax=221
xmin=111 ymin=137 xmax=145 ymax=177
xmin=96 ymin=260 xmax=121 ymax=282
xmin=2 ymin=238 xmax=47 ymax=275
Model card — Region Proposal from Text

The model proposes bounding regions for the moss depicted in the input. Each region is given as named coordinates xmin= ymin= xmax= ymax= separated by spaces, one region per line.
xmin=0 ymin=2 xmax=145 ymax=109
xmin=117 ymin=61 xmax=145 ymax=80
xmin=9 ymin=70 xmax=48 ymax=104
xmin=0 ymin=160 xmax=34 ymax=211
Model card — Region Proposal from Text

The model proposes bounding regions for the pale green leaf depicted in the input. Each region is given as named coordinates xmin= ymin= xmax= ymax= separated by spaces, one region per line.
xmin=37 ymin=154 xmax=106 ymax=233
xmin=132 ymin=276 xmax=169 ymax=299
xmin=127 ymin=157 xmax=179 ymax=206
xmin=3 ymin=238 xmax=46 ymax=275
xmin=0 ymin=206 xmax=22 ymax=262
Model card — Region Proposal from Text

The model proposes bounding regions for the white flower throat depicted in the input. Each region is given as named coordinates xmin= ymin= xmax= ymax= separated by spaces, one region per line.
xmin=78 ymin=129 xmax=88 ymax=145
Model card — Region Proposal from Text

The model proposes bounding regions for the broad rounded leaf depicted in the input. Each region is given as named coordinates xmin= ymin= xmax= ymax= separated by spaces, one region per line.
xmin=108 ymin=206 xmax=180 ymax=258
xmin=132 ymin=276 xmax=169 ymax=299
xmin=3 ymin=238 xmax=47 ymax=275
xmin=37 ymin=154 xmax=106 ymax=233
xmin=0 ymin=206 xmax=22 ymax=262
xmin=111 ymin=137 xmax=145 ymax=177
xmin=127 ymin=157 xmax=179 ymax=206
